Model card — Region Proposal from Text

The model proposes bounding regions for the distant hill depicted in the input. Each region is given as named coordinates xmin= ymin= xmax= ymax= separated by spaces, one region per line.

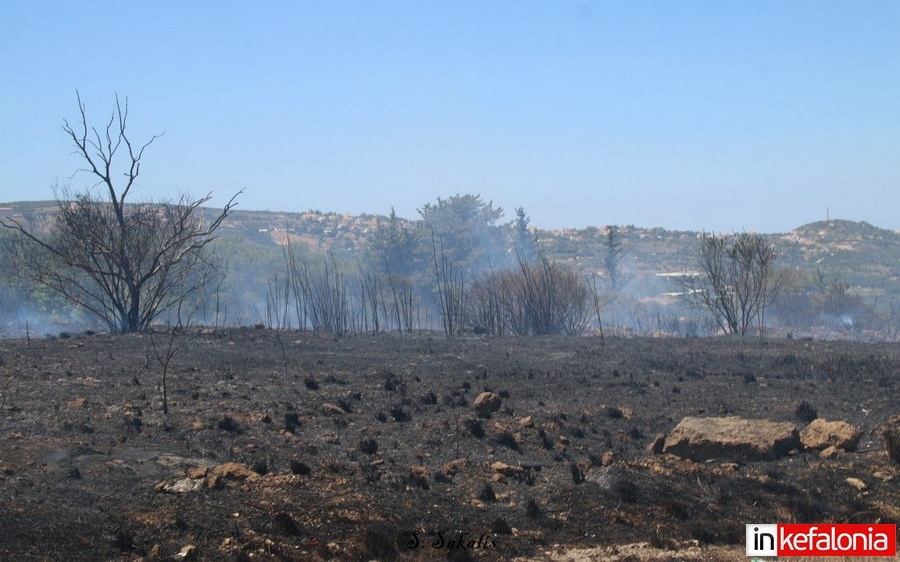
xmin=3 ymin=200 xmax=899 ymax=310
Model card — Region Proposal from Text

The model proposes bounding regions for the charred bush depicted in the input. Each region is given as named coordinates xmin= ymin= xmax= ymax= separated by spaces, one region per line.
xmin=525 ymin=498 xmax=542 ymax=519
xmin=304 ymin=377 xmax=319 ymax=390
xmin=289 ymin=460 xmax=311 ymax=476
xmin=111 ymin=527 xmax=136 ymax=552
xmin=491 ymin=518 xmax=512 ymax=535
xmin=273 ymin=511 xmax=302 ymax=536
xmin=359 ymin=438 xmax=378 ymax=455
xmin=612 ymin=478 xmax=639 ymax=503
xmin=604 ymin=406 xmax=624 ymax=419
xmin=465 ymin=418 xmax=485 ymax=439
xmin=477 ymin=483 xmax=497 ymax=502
xmin=407 ymin=473 xmax=430 ymax=490
xmin=390 ymin=405 xmax=411 ymax=422
xmin=217 ymin=415 xmax=240 ymax=433
xmin=494 ymin=430 xmax=519 ymax=451
xmin=360 ymin=525 xmax=399 ymax=561
xmin=795 ymin=401 xmax=818 ymax=423
xmin=420 ymin=390 xmax=438 ymax=405
xmin=433 ymin=471 xmax=452 ymax=483
xmin=538 ymin=428 xmax=554 ymax=449
xmin=323 ymin=374 xmax=347 ymax=385
xmin=383 ymin=372 xmax=404 ymax=394
xmin=569 ymin=462 xmax=584 ymax=484
xmin=336 ymin=398 xmax=353 ymax=413
xmin=252 ymin=459 xmax=268 ymax=476
xmin=359 ymin=462 xmax=381 ymax=484
xmin=884 ymin=426 xmax=900 ymax=465
xmin=283 ymin=412 xmax=300 ymax=433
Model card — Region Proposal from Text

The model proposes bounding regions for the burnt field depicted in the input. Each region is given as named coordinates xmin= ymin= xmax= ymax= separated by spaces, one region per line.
xmin=0 ymin=330 xmax=897 ymax=561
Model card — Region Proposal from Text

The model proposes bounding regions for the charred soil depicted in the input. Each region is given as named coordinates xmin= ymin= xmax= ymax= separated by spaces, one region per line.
xmin=0 ymin=330 xmax=897 ymax=561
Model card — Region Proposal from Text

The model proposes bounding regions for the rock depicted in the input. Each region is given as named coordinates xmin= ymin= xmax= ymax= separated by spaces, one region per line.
xmin=208 ymin=462 xmax=259 ymax=488
xmin=819 ymin=445 xmax=841 ymax=459
xmin=600 ymin=451 xmax=616 ymax=467
xmin=159 ymin=477 xmax=204 ymax=494
xmin=647 ymin=433 xmax=666 ymax=454
xmin=174 ymin=544 xmax=196 ymax=560
xmin=67 ymin=397 xmax=87 ymax=408
xmin=473 ymin=392 xmax=502 ymax=416
xmin=800 ymin=419 xmax=861 ymax=451
xmin=322 ymin=403 xmax=347 ymax=415
xmin=845 ymin=477 xmax=867 ymax=491
xmin=520 ymin=416 xmax=534 ymax=428
xmin=185 ymin=466 xmax=208 ymax=479
xmin=442 ymin=458 xmax=468 ymax=476
xmin=662 ymin=416 xmax=800 ymax=462
xmin=491 ymin=461 xmax=524 ymax=477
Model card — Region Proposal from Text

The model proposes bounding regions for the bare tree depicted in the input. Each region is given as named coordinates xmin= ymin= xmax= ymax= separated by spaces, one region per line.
xmin=1 ymin=93 xmax=239 ymax=333
xmin=432 ymin=231 xmax=467 ymax=336
xmin=681 ymin=232 xmax=778 ymax=336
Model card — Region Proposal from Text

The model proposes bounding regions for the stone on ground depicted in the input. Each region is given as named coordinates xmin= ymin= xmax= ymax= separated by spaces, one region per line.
xmin=662 ymin=416 xmax=800 ymax=462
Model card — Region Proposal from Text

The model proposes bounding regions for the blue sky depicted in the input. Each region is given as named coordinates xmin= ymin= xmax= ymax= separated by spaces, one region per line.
xmin=2 ymin=1 xmax=898 ymax=232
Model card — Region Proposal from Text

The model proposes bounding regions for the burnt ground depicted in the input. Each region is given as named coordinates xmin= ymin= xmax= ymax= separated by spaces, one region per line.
xmin=0 ymin=330 xmax=897 ymax=561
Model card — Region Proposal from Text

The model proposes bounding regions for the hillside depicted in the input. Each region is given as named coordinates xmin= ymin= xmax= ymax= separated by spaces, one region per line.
xmin=3 ymin=201 xmax=899 ymax=335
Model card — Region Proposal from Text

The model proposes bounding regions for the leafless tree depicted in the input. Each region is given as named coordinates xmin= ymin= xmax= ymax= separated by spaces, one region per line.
xmin=681 ymin=232 xmax=778 ymax=336
xmin=1 ymin=93 xmax=239 ymax=333
xmin=468 ymin=250 xmax=590 ymax=336
xmin=432 ymin=231 xmax=467 ymax=336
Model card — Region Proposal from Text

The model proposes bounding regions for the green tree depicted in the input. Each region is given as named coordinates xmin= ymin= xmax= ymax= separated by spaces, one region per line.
xmin=418 ymin=194 xmax=506 ymax=273
xmin=604 ymin=226 xmax=627 ymax=292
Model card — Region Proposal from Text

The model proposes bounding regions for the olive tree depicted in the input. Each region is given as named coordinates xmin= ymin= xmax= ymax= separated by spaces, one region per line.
xmin=1 ymin=93 xmax=239 ymax=333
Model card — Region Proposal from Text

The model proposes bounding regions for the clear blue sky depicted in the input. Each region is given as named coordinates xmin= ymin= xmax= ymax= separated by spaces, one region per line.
xmin=2 ymin=1 xmax=898 ymax=232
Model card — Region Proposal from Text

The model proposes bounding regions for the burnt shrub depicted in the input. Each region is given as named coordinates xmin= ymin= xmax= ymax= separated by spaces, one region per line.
xmin=538 ymin=428 xmax=553 ymax=450
xmin=360 ymin=525 xmax=398 ymax=560
xmin=304 ymin=377 xmax=319 ymax=390
xmin=491 ymin=518 xmax=512 ymax=535
xmin=465 ymin=418 xmax=485 ymax=439
xmin=568 ymin=425 xmax=586 ymax=439
xmin=375 ymin=411 xmax=387 ymax=423
xmin=336 ymin=398 xmax=353 ymax=413
xmin=273 ymin=511 xmax=302 ymax=536
xmin=477 ymin=483 xmax=497 ymax=502
xmin=217 ymin=415 xmax=240 ymax=433
xmin=407 ymin=473 xmax=430 ymax=490
xmin=612 ymin=478 xmax=639 ymax=503
xmin=884 ymin=426 xmax=900 ymax=465
xmin=283 ymin=412 xmax=300 ymax=433
xmin=604 ymin=406 xmax=623 ymax=419
xmin=494 ymin=430 xmax=519 ymax=451
xmin=570 ymin=462 xmax=584 ymax=485
xmin=289 ymin=460 xmax=311 ymax=476
xmin=359 ymin=438 xmax=378 ymax=455
xmin=420 ymin=390 xmax=438 ymax=405
xmin=389 ymin=405 xmax=411 ymax=422
xmin=383 ymin=372 xmax=404 ymax=394
xmin=525 ymin=498 xmax=542 ymax=519
xmin=795 ymin=400 xmax=818 ymax=423
xmin=323 ymin=374 xmax=346 ymax=385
